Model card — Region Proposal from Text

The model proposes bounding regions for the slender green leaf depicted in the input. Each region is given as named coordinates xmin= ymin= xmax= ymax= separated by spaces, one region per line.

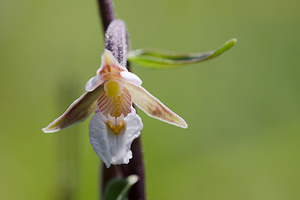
xmin=127 ymin=38 xmax=237 ymax=68
xmin=103 ymin=175 xmax=138 ymax=200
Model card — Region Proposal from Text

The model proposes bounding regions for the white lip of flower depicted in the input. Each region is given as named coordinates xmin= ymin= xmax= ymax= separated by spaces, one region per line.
xmin=42 ymin=49 xmax=187 ymax=168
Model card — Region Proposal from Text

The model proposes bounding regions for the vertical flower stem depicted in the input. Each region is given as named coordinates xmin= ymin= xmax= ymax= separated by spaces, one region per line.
xmin=97 ymin=0 xmax=115 ymax=31
xmin=97 ymin=1 xmax=118 ymax=197
xmin=100 ymin=164 xmax=122 ymax=194
xmin=97 ymin=1 xmax=146 ymax=200
xmin=120 ymin=137 xmax=146 ymax=200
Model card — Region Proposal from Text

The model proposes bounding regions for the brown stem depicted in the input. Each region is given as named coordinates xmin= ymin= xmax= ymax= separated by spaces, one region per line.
xmin=97 ymin=0 xmax=115 ymax=32
xmin=100 ymin=164 xmax=122 ymax=195
xmin=120 ymin=136 xmax=146 ymax=200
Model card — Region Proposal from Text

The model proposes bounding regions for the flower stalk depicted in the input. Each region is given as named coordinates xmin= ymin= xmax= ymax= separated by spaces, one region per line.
xmin=97 ymin=0 xmax=115 ymax=32
xmin=97 ymin=0 xmax=146 ymax=199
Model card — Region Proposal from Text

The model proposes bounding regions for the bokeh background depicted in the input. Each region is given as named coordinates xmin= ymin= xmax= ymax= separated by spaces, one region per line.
xmin=1 ymin=0 xmax=300 ymax=199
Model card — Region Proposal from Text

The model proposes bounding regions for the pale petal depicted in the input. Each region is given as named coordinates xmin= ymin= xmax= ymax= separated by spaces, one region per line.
xmin=84 ymin=75 xmax=103 ymax=92
xmin=124 ymin=82 xmax=188 ymax=128
xmin=109 ymin=111 xmax=142 ymax=165
xmin=42 ymin=85 xmax=104 ymax=133
xmin=89 ymin=109 xmax=142 ymax=168
xmin=120 ymin=71 xmax=142 ymax=86
xmin=96 ymin=88 xmax=132 ymax=118
xmin=85 ymin=72 xmax=124 ymax=92
xmin=89 ymin=112 xmax=111 ymax=168
xmin=97 ymin=49 xmax=128 ymax=75
xmin=85 ymin=49 xmax=130 ymax=92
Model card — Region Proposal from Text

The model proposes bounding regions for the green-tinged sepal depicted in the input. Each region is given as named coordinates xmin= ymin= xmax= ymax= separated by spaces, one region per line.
xmin=103 ymin=175 xmax=138 ymax=200
xmin=127 ymin=38 xmax=237 ymax=69
xmin=42 ymin=86 xmax=104 ymax=133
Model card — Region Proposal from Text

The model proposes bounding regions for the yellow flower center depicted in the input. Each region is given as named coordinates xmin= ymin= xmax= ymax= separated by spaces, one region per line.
xmin=112 ymin=96 xmax=122 ymax=117
xmin=101 ymin=80 xmax=129 ymax=135
xmin=105 ymin=80 xmax=120 ymax=97
xmin=106 ymin=119 xmax=125 ymax=135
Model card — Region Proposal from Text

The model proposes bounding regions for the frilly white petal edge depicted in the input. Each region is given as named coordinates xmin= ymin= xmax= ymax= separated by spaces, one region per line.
xmin=89 ymin=108 xmax=143 ymax=168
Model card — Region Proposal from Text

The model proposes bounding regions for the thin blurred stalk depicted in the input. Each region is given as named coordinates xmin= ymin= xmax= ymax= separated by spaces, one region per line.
xmin=120 ymin=136 xmax=145 ymax=200
xmin=97 ymin=0 xmax=146 ymax=199
xmin=56 ymin=79 xmax=80 ymax=200
xmin=97 ymin=0 xmax=115 ymax=31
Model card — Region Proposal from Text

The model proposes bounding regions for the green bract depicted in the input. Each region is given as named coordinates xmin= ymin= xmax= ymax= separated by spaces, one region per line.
xmin=128 ymin=38 xmax=237 ymax=69
xmin=103 ymin=175 xmax=138 ymax=200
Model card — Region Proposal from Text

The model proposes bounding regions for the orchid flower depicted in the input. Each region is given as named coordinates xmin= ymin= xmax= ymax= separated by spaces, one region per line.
xmin=43 ymin=49 xmax=187 ymax=168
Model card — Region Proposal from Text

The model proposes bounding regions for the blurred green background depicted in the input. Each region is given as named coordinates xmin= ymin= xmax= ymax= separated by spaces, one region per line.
xmin=1 ymin=0 xmax=299 ymax=199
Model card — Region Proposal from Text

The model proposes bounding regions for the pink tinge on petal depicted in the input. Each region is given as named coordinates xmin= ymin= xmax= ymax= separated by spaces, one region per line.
xmin=42 ymin=85 xmax=104 ymax=133
xmin=85 ymin=72 xmax=123 ymax=92
xmin=97 ymin=49 xmax=128 ymax=75
xmin=124 ymin=82 xmax=188 ymax=129
xmin=120 ymin=89 xmax=131 ymax=115
xmin=96 ymin=88 xmax=132 ymax=118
